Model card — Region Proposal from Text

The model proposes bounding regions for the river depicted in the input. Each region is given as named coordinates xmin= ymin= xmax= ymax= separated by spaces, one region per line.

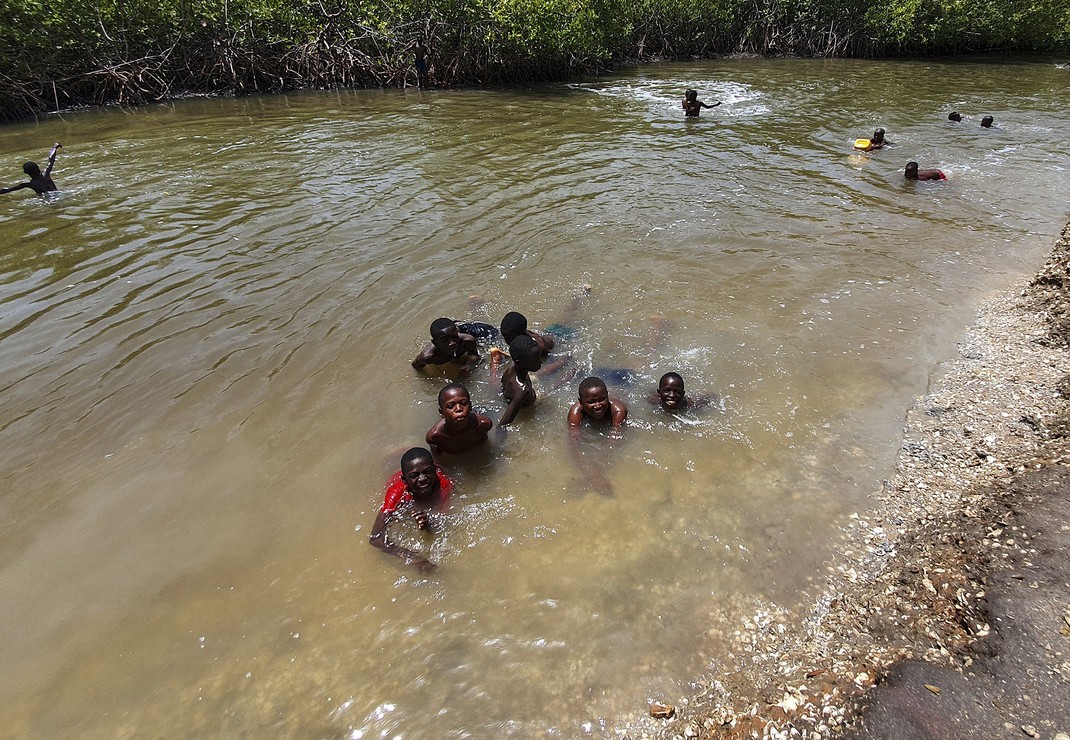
xmin=1 ymin=57 xmax=1068 ymax=737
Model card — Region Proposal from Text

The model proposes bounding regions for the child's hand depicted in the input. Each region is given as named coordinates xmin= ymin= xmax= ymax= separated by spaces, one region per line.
xmin=411 ymin=510 xmax=430 ymax=530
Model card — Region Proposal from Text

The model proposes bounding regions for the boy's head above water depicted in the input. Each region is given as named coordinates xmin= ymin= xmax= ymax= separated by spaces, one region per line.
xmin=438 ymin=383 xmax=472 ymax=421
xmin=981 ymin=115 xmax=994 ymax=128
xmin=400 ymin=447 xmax=437 ymax=495
xmin=657 ymin=372 xmax=686 ymax=409
xmin=22 ymin=161 xmax=41 ymax=177
xmin=577 ymin=376 xmax=611 ymax=419
xmin=500 ymin=311 xmax=528 ymax=343
xmin=948 ymin=111 xmax=962 ymax=122
xmin=508 ymin=334 xmax=542 ymax=371
xmin=430 ymin=317 xmax=461 ymax=350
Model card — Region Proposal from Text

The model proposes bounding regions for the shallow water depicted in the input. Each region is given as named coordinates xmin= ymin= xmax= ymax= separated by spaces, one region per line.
xmin=1 ymin=57 xmax=1068 ymax=737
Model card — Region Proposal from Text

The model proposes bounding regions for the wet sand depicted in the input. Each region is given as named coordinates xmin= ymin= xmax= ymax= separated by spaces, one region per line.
xmin=626 ymin=222 xmax=1070 ymax=739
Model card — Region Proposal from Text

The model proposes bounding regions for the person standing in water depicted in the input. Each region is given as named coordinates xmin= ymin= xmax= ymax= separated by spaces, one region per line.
xmin=1 ymin=143 xmax=62 ymax=197
xmin=682 ymin=89 xmax=720 ymax=117
xmin=414 ymin=39 xmax=429 ymax=88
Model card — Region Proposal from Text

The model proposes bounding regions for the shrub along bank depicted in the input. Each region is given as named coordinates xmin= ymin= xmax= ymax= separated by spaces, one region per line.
xmin=1 ymin=0 xmax=1068 ymax=121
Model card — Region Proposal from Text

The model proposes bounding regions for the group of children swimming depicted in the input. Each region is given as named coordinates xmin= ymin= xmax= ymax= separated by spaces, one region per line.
xmin=858 ymin=110 xmax=994 ymax=180
xmin=371 ymin=303 xmax=711 ymax=572
xmin=681 ymin=87 xmax=996 ymax=182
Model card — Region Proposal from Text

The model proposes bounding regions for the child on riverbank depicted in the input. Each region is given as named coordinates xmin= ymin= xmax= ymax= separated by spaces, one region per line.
xmin=905 ymin=161 xmax=947 ymax=181
xmin=426 ymin=383 xmax=493 ymax=454
xmin=499 ymin=335 xmax=543 ymax=426
xmin=682 ymin=89 xmax=720 ymax=117
xmin=368 ymin=447 xmax=452 ymax=573
xmin=1 ymin=143 xmax=62 ymax=197
xmin=412 ymin=318 xmax=481 ymax=372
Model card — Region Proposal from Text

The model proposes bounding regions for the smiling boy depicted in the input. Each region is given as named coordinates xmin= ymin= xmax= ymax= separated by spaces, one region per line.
xmin=369 ymin=447 xmax=452 ymax=572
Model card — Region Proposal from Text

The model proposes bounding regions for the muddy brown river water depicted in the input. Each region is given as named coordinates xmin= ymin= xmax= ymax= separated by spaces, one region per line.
xmin=1 ymin=57 xmax=1068 ymax=737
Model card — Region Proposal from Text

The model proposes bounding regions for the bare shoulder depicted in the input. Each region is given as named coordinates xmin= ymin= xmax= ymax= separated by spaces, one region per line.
xmin=567 ymin=401 xmax=584 ymax=425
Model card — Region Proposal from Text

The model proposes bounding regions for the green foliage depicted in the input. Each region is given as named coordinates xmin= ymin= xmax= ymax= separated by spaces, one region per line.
xmin=1 ymin=0 xmax=1068 ymax=120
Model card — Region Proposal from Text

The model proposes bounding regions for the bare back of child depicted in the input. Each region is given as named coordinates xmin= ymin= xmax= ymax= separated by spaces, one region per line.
xmin=1 ymin=143 xmax=62 ymax=197
xmin=500 ymin=335 xmax=543 ymax=426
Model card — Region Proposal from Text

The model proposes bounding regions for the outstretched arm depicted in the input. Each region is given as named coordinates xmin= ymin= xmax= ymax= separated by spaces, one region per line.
xmin=701 ymin=101 xmax=721 ymax=109
xmin=499 ymin=391 xmax=528 ymax=427
xmin=369 ymin=511 xmax=436 ymax=573
xmin=44 ymin=143 xmax=61 ymax=177
xmin=0 ymin=183 xmax=31 ymax=195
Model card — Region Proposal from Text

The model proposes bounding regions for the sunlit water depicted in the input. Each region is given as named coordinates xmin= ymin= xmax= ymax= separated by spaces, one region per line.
xmin=1 ymin=57 xmax=1068 ymax=737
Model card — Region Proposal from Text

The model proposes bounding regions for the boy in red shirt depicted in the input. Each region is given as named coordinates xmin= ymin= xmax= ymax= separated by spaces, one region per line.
xmin=369 ymin=447 xmax=452 ymax=572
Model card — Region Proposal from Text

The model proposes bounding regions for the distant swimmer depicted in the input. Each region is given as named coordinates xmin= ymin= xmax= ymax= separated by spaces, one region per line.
xmin=648 ymin=372 xmax=715 ymax=413
xmin=981 ymin=115 xmax=994 ymax=128
xmin=369 ymin=447 xmax=452 ymax=573
xmin=682 ymin=89 xmax=721 ymax=117
xmin=412 ymin=318 xmax=480 ymax=372
xmin=1 ymin=143 xmax=61 ymax=197
xmin=948 ymin=111 xmax=962 ymax=122
xmin=904 ymin=161 xmax=947 ymax=181
xmin=426 ymin=383 xmax=493 ymax=455
xmin=855 ymin=128 xmax=892 ymax=151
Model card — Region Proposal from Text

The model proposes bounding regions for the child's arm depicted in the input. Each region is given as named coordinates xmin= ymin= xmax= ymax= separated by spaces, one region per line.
xmin=700 ymin=101 xmax=721 ymax=109
xmin=609 ymin=399 xmax=629 ymax=438
xmin=369 ymin=511 xmax=436 ymax=573
xmin=499 ymin=388 xmax=529 ymax=426
xmin=44 ymin=143 xmax=61 ymax=177
xmin=0 ymin=183 xmax=31 ymax=195
xmin=412 ymin=344 xmax=435 ymax=369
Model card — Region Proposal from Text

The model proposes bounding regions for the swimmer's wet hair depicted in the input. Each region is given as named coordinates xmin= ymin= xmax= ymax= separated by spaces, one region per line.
xmin=508 ymin=334 xmax=540 ymax=363
xmin=905 ymin=161 xmax=919 ymax=173
xmin=22 ymin=161 xmax=40 ymax=177
xmin=438 ymin=382 xmax=469 ymax=406
xmin=430 ymin=317 xmax=456 ymax=336
xmin=578 ymin=376 xmax=607 ymax=395
xmin=948 ymin=111 xmax=962 ymax=121
xmin=500 ymin=311 xmax=527 ymax=341
xmin=659 ymin=372 xmax=684 ymax=388
xmin=981 ymin=115 xmax=994 ymax=127
xmin=401 ymin=446 xmax=434 ymax=469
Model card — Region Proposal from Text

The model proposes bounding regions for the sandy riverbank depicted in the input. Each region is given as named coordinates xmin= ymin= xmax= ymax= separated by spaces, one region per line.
xmin=623 ymin=221 xmax=1070 ymax=739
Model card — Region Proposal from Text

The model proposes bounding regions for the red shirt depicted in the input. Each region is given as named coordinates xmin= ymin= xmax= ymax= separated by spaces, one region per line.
xmin=380 ymin=469 xmax=453 ymax=514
